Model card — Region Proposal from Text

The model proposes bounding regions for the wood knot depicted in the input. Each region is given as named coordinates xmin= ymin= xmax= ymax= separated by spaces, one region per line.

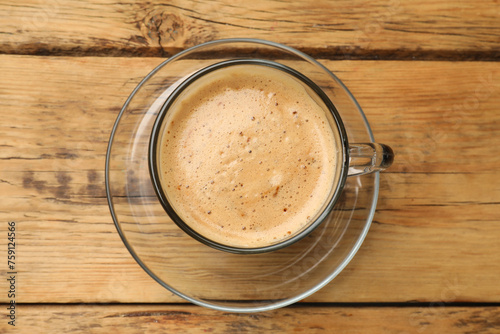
xmin=139 ymin=11 xmax=184 ymax=48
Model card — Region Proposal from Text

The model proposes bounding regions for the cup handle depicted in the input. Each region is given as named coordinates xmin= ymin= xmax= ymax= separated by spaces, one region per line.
xmin=348 ymin=143 xmax=394 ymax=176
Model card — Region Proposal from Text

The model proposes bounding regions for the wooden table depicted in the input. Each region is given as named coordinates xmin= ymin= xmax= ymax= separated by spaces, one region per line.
xmin=1 ymin=1 xmax=499 ymax=332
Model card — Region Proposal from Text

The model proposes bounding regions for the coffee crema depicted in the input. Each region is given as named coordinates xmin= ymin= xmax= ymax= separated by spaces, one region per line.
xmin=157 ymin=64 xmax=340 ymax=248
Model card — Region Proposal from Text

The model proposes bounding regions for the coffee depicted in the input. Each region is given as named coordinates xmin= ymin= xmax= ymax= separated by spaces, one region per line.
xmin=155 ymin=63 xmax=341 ymax=248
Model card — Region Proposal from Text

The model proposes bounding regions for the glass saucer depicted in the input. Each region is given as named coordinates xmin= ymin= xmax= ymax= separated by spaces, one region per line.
xmin=106 ymin=39 xmax=378 ymax=312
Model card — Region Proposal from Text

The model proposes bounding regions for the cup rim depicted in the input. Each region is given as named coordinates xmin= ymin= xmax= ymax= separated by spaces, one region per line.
xmin=149 ymin=58 xmax=349 ymax=254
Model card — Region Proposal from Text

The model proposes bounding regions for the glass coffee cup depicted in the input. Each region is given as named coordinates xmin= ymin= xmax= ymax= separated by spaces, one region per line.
xmin=148 ymin=56 xmax=393 ymax=254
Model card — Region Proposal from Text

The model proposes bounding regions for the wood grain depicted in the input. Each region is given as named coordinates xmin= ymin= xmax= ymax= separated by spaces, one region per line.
xmin=0 ymin=55 xmax=499 ymax=304
xmin=2 ymin=304 xmax=500 ymax=333
xmin=0 ymin=0 xmax=499 ymax=59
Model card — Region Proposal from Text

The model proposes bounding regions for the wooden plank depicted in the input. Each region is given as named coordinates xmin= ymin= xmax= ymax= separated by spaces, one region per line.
xmin=0 ymin=0 xmax=499 ymax=59
xmin=3 ymin=304 xmax=500 ymax=333
xmin=0 ymin=56 xmax=499 ymax=303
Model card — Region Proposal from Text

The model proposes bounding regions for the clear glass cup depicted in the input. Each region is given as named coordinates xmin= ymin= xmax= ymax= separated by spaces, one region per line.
xmin=106 ymin=38 xmax=393 ymax=312
xmin=149 ymin=58 xmax=393 ymax=254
